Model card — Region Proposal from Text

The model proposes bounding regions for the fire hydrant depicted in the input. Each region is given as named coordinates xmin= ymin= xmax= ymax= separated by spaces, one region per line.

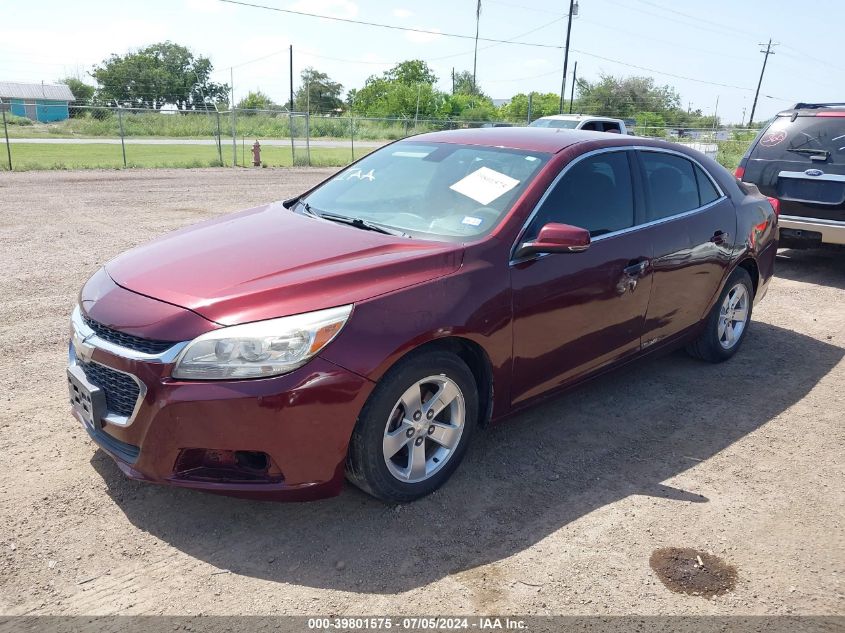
xmin=251 ymin=140 xmax=261 ymax=167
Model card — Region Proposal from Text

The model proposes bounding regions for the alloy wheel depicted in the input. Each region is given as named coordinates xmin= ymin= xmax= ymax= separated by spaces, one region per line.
xmin=382 ymin=375 xmax=466 ymax=484
xmin=717 ymin=283 xmax=749 ymax=349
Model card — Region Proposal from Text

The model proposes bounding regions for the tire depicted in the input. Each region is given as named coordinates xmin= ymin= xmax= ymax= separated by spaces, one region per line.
xmin=686 ymin=267 xmax=754 ymax=363
xmin=346 ymin=350 xmax=478 ymax=503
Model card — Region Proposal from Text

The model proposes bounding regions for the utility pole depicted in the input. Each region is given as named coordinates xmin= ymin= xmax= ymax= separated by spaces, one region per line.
xmin=559 ymin=0 xmax=577 ymax=113
xmin=749 ymin=38 xmax=776 ymax=127
xmin=713 ymin=95 xmax=719 ymax=132
xmin=452 ymin=67 xmax=455 ymax=95
xmin=472 ymin=1 xmax=481 ymax=93
xmin=568 ymin=61 xmax=577 ymax=114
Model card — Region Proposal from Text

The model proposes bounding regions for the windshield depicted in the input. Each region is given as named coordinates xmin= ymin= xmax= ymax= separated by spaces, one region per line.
xmin=753 ymin=114 xmax=845 ymax=162
xmin=529 ymin=118 xmax=579 ymax=129
xmin=301 ymin=142 xmax=550 ymax=241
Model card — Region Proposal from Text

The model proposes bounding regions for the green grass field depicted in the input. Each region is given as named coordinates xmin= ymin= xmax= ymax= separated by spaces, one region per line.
xmin=0 ymin=143 xmax=369 ymax=170
xmin=3 ymin=111 xmax=423 ymax=141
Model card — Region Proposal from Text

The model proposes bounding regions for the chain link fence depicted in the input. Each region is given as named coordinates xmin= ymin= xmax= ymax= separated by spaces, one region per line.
xmin=0 ymin=103 xmax=758 ymax=172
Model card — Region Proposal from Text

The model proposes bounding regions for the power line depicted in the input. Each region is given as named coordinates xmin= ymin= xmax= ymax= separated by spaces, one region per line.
xmin=215 ymin=0 xmax=564 ymax=49
xmin=779 ymin=44 xmax=845 ymax=74
xmin=598 ymin=0 xmax=758 ymax=41
xmin=483 ymin=0 xmax=566 ymax=15
xmin=629 ymin=0 xmax=761 ymax=39
xmin=216 ymin=14 xmax=567 ymax=72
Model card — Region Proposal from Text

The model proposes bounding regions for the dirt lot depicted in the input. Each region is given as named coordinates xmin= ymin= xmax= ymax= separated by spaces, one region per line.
xmin=0 ymin=169 xmax=842 ymax=617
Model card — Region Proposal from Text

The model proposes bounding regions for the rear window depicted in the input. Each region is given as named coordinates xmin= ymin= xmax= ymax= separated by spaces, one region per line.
xmin=752 ymin=114 xmax=845 ymax=162
xmin=529 ymin=118 xmax=579 ymax=129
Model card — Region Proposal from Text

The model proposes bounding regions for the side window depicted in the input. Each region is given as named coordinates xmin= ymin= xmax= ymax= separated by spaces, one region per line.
xmin=694 ymin=164 xmax=721 ymax=206
xmin=527 ymin=151 xmax=635 ymax=238
xmin=580 ymin=121 xmax=600 ymax=131
xmin=640 ymin=152 xmax=700 ymax=221
xmin=603 ymin=122 xmax=622 ymax=133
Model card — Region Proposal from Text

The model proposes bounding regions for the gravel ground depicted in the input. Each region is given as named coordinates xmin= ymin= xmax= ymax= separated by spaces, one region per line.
xmin=0 ymin=168 xmax=842 ymax=617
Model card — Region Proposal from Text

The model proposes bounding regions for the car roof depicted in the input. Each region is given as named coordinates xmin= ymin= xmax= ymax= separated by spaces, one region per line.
xmin=408 ymin=127 xmax=626 ymax=154
xmin=776 ymin=102 xmax=845 ymax=116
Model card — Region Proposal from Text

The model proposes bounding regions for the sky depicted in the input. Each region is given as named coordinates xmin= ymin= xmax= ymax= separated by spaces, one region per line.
xmin=0 ymin=0 xmax=841 ymax=124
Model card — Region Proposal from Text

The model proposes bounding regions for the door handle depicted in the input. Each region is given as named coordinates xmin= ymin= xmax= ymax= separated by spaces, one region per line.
xmin=710 ymin=230 xmax=729 ymax=244
xmin=623 ymin=260 xmax=649 ymax=277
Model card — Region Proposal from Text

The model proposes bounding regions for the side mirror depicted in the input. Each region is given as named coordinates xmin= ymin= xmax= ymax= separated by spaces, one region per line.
xmin=514 ymin=222 xmax=590 ymax=260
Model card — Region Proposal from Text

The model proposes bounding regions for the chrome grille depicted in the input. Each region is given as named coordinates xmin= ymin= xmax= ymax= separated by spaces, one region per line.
xmin=82 ymin=314 xmax=176 ymax=355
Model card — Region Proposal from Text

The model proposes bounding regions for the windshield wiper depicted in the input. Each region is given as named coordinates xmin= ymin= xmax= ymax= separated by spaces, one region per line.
xmin=299 ymin=203 xmax=409 ymax=237
xmin=786 ymin=147 xmax=830 ymax=159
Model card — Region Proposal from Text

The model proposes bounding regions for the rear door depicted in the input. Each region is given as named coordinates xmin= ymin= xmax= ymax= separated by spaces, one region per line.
xmin=744 ymin=113 xmax=845 ymax=223
xmin=636 ymin=149 xmax=736 ymax=346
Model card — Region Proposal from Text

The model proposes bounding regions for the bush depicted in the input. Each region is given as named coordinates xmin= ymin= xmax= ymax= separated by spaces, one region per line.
xmin=4 ymin=113 xmax=33 ymax=126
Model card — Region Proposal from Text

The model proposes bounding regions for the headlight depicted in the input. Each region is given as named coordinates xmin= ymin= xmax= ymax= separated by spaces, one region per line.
xmin=172 ymin=305 xmax=352 ymax=380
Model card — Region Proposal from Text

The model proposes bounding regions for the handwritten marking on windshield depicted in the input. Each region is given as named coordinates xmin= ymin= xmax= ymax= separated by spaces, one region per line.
xmin=335 ymin=168 xmax=376 ymax=182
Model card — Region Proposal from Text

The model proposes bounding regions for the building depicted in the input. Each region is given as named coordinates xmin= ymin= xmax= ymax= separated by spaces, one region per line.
xmin=0 ymin=81 xmax=75 ymax=122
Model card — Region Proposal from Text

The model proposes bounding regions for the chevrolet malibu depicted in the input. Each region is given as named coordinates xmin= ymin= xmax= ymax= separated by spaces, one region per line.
xmin=68 ymin=128 xmax=778 ymax=503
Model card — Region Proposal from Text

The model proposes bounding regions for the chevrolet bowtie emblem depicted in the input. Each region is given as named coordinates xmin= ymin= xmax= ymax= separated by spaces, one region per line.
xmin=72 ymin=329 xmax=96 ymax=363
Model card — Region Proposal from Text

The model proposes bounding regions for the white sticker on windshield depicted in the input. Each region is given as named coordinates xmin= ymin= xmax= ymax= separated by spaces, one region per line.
xmin=462 ymin=216 xmax=483 ymax=226
xmin=449 ymin=167 xmax=520 ymax=206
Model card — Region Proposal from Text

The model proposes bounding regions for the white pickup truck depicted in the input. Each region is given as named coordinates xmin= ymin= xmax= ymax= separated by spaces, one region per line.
xmin=529 ymin=114 xmax=630 ymax=134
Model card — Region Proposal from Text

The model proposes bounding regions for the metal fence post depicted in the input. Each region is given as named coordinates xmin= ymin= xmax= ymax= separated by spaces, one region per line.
xmin=350 ymin=114 xmax=355 ymax=162
xmin=215 ymin=110 xmax=223 ymax=166
xmin=289 ymin=111 xmax=295 ymax=166
xmin=1 ymin=102 xmax=11 ymax=171
xmin=305 ymin=111 xmax=311 ymax=166
xmin=231 ymin=109 xmax=237 ymax=167
xmin=117 ymin=106 xmax=127 ymax=167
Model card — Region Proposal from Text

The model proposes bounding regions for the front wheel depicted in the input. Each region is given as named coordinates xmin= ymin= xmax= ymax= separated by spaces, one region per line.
xmin=686 ymin=267 xmax=754 ymax=363
xmin=346 ymin=351 xmax=478 ymax=503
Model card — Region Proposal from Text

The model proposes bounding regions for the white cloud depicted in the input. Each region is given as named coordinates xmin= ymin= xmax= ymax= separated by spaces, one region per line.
xmin=289 ymin=0 xmax=358 ymax=19
xmin=392 ymin=8 xmax=413 ymax=19
xmin=404 ymin=27 xmax=442 ymax=44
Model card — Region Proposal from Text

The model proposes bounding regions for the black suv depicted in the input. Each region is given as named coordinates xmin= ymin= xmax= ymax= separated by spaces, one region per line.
xmin=736 ymin=103 xmax=845 ymax=248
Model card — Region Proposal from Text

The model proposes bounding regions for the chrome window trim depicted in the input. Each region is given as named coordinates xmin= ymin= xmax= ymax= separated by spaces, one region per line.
xmin=70 ymin=305 xmax=189 ymax=364
xmin=510 ymin=144 xmax=727 ymax=264
xmin=68 ymin=343 xmax=147 ymax=428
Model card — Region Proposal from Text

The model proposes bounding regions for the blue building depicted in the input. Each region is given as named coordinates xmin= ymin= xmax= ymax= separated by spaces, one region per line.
xmin=0 ymin=81 xmax=75 ymax=122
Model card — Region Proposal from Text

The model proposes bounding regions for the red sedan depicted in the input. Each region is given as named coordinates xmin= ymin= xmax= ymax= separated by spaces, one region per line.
xmin=68 ymin=128 xmax=778 ymax=503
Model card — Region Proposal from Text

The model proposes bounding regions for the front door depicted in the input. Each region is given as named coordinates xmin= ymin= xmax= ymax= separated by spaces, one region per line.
xmin=510 ymin=149 xmax=653 ymax=406
xmin=635 ymin=150 xmax=736 ymax=346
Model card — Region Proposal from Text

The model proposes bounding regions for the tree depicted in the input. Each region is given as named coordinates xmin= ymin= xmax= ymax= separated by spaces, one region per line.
xmin=384 ymin=60 xmax=437 ymax=86
xmin=498 ymin=92 xmax=560 ymax=121
xmin=237 ymin=90 xmax=275 ymax=112
xmin=453 ymin=70 xmax=484 ymax=96
xmin=352 ymin=61 xmax=441 ymax=118
xmin=59 ymin=77 xmax=95 ymax=117
xmin=574 ymin=74 xmax=680 ymax=119
xmin=92 ymin=41 xmax=228 ymax=110
xmin=294 ymin=68 xmax=343 ymax=114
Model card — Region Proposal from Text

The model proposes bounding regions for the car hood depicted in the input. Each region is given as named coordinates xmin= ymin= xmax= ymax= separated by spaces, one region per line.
xmin=106 ymin=202 xmax=464 ymax=326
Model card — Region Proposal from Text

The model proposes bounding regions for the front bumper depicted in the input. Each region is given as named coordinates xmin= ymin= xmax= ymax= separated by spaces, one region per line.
xmin=69 ymin=333 xmax=375 ymax=502
xmin=779 ymin=215 xmax=845 ymax=247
